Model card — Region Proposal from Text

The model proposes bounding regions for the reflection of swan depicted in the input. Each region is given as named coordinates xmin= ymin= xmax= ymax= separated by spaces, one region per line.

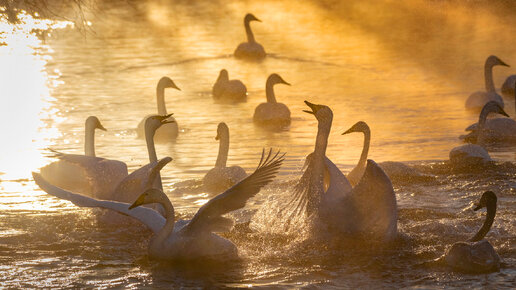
xmin=32 ymin=149 xmax=284 ymax=261
xmin=501 ymin=74 xmax=516 ymax=97
xmin=212 ymin=69 xmax=247 ymax=103
xmin=234 ymin=13 xmax=266 ymax=60
xmin=40 ymin=116 xmax=128 ymax=199
xmin=109 ymin=115 xmax=174 ymax=209
xmin=461 ymin=101 xmax=513 ymax=144
xmin=137 ymin=77 xmax=180 ymax=141
xmin=443 ymin=191 xmax=500 ymax=273
xmin=253 ymin=74 xmax=291 ymax=127
xmin=288 ymin=102 xmax=397 ymax=242
xmin=203 ymin=123 xmax=247 ymax=193
xmin=465 ymin=55 xmax=509 ymax=111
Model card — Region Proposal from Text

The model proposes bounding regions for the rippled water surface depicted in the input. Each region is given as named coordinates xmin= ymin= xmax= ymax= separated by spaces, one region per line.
xmin=1 ymin=0 xmax=515 ymax=288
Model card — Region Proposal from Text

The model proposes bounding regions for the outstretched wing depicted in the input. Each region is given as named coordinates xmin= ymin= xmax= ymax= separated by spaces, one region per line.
xmin=185 ymin=149 xmax=284 ymax=233
xmin=32 ymin=172 xmax=166 ymax=233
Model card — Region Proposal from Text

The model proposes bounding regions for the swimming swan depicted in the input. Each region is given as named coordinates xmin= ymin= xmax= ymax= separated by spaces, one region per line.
xmin=501 ymin=74 xmax=516 ymax=97
xmin=461 ymin=101 xmax=513 ymax=144
xmin=137 ymin=77 xmax=180 ymax=141
xmin=203 ymin=122 xmax=247 ymax=193
xmin=253 ymin=74 xmax=291 ymax=127
xmin=287 ymin=101 xmax=397 ymax=242
xmin=465 ymin=55 xmax=509 ymax=111
xmin=449 ymin=144 xmax=492 ymax=167
xmin=32 ymin=149 xmax=284 ymax=261
xmin=442 ymin=191 xmax=500 ymax=273
xmin=212 ymin=69 xmax=247 ymax=103
xmin=234 ymin=13 xmax=266 ymax=60
xmin=40 ymin=116 xmax=128 ymax=199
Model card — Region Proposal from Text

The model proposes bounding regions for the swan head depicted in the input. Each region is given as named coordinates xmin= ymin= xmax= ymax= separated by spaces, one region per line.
xmin=145 ymin=114 xmax=174 ymax=134
xmin=481 ymin=101 xmax=509 ymax=118
xmin=342 ymin=121 xmax=370 ymax=135
xmin=267 ymin=73 xmax=290 ymax=87
xmin=474 ymin=191 xmax=497 ymax=211
xmin=303 ymin=101 xmax=333 ymax=123
xmin=215 ymin=122 xmax=229 ymax=140
xmin=486 ymin=55 xmax=509 ymax=68
xmin=157 ymin=76 xmax=181 ymax=91
xmin=86 ymin=116 xmax=106 ymax=131
xmin=217 ymin=69 xmax=229 ymax=82
xmin=244 ymin=13 xmax=261 ymax=23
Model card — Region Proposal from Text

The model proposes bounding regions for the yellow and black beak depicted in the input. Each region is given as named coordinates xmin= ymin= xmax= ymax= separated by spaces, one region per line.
xmin=128 ymin=194 xmax=146 ymax=210
xmin=303 ymin=100 xmax=323 ymax=115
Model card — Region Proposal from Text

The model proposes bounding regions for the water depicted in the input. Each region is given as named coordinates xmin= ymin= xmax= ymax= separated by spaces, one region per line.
xmin=1 ymin=0 xmax=515 ymax=288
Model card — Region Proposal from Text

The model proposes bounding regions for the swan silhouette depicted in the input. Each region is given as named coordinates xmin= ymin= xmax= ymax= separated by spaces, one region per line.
xmin=137 ymin=77 xmax=180 ymax=141
xmin=32 ymin=149 xmax=284 ymax=261
xmin=212 ymin=69 xmax=247 ymax=103
xmin=287 ymin=101 xmax=397 ymax=242
xmin=234 ymin=13 xmax=266 ymax=61
xmin=461 ymin=101 xmax=512 ymax=144
xmin=465 ymin=55 xmax=509 ymax=111
xmin=40 ymin=116 xmax=128 ymax=199
xmin=203 ymin=122 xmax=247 ymax=193
xmin=501 ymin=74 xmax=516 ymax=97
xmin=442 ymin=191 xmax=501 ymax=273
xmin=253 ymin=74 xmax=291 ymax=128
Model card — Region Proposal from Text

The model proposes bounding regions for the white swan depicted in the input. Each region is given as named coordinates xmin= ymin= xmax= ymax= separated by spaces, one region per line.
xmin=465 ymin=55 xmax=509 ymax=111
xmin=461 ymin=101 xmax=514 ymax=144
xmin=203 ymin=122 xmax=247 ymax=193
xmin=442 ymin=191 xmax=500 ymax=273
xmin=32 ymin=149 xmax=284 ymax=261
xmin=40 ymin=116 xmax=128 ymax=199
xmin=287 ymin=101 xmax=397 ymax=242
xmin=501 ymin=74 xmax=516 ymax=97
xmin=342 ymin=121 xmax=433 ymax=185
xmin=212 ymin=69 xmax=247 ymax=103
xmin=234 ymin=13 xmax=266 ymax=61
xmin=449 ymin=144 xmax=492 ymax=167
xmin=253 ymin=74 xmax=291 ymax=127
xmin=137 ymin=77 xmax=180 ymax=141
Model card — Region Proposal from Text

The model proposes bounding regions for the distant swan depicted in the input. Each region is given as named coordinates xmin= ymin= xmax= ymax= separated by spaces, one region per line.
xmin=287 ymin=101 xmax=397 ymax=242
xmin=253 ymin=74 xmax=291 ymax=127
xmin=203 ymin=122 xmax=247 ymax=193
xmin=40 ymin=116 xmax=128 ymax=199
xmin=461 ymin=101 xmax=513 ymax=144
xmin=449 ymin=144 xmax=492 ymax=167
xmin=501 ymin=74 xmax=516 ymax=97
xmin=442 ymin=191 xmax=501 ymax=273
xmin=137 ymin=77 xmax=180 ymax=141
xmin=342 ymin=121 xmax=431 ymax=185
xmin=32 ymin=149 xmax=284 ymax=261
xmin=234 ymin=13 xmax=266 ymax=61
xmin=212 ymin=69 xmax=247 ymax=103
xmin=465 ymin=55 xmax=509 ymax=111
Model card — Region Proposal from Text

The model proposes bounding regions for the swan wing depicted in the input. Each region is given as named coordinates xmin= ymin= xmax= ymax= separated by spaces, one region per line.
xmin=185 ymin=149 xmax=284 ymax=233
xmin=351 ymin=159 xmax=397 ymax=241
xmin=32 ymin=172 xmax=166 ymax=233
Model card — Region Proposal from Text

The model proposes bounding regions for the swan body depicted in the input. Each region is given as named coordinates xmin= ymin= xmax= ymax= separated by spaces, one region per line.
xmin=137 ymin=77 xmax=180 ymax=141
xmin=443 ymin=191 xmax=500 ymax=273
xmin=253 ymin=74 xmax=291 ymax=127
xmin=203 ymin=123 xmax=247 ymax=193
xmin=32 ymin=149 xmax=284 ymax=261
xmin=465 ymin=55 xmax=509 ymax=111
xmin=449 ymin=144 xmax=491 ymax=166
xmin=234 ymin=13 xmax=266 ymax=60
xmin=501 ymin=74 xmax=516 ymax=97
xmin=288 ymin=102 xmax=397 ymax=242
xmin=212 ymin=69 xmax=247 ymax=102
xmin=461 ymin=101 xmax=511 ymax=144
xmin=40 ymin=116 xmax=128 ymax=199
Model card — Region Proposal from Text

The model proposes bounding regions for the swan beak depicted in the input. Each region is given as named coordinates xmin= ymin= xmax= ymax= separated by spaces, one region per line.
xmin=303 ymin=100 xmax=322 ymax=115
xmin=98 ymin=124 xmax=107 ymax=131
xmin=473 ymin=203 xmax=482 ymax=211
xmin=500 ymin=109 xmax=510 ymax=118
xmin=282 ymin=80 xmax=291 ymax=86
xmin=159 ymin=114 xmax=175 ymax=124
xmin=129 ymin=194 xmax=146 ymax=210
xmin=499 ymin=60 xmax=510 ymax=67
xmin=173 ymin=84 xmax=181 ymax=91
xmin=342 ymin=128 xmax=353 ymax=135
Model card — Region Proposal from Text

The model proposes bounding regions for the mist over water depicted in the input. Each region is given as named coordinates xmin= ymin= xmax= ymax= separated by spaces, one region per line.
xmin=0 ymin=0 xmax=515 ymax=288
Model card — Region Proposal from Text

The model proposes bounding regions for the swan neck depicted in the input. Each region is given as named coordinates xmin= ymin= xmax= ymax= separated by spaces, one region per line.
xmin=145 ymin=126 xmax=162 ymax=190
xmin=153 ymin=195 xmax=175 ymax=245
xmin=484 ymin=61 xmax=495 ymax=92
xmin=156 ymin=85 xmax=167 ymax=115
xmin=84 ymin=121 xmax=96 ymax=157
xmin=358 ymin=129 xmax=371 ymax=168
xmin=477 ymin=107 xmax=490 ymax=131
xmin=311 ymin=119 xmax=331 ymax=191
xmin=244 ymin=19 xmax=255 ymax=43
xmin=266 ymin=81 xmax=277 ymax=103
xmin=215 ymin=132 xmax=229 ymax=168
xmin=469 ymin=202 xmax=496 ymax=242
